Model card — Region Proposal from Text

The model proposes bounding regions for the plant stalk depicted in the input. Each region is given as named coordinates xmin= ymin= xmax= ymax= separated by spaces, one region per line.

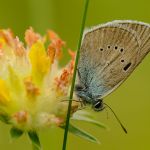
xmin=62 ymin=0 xmax=90 ymax=149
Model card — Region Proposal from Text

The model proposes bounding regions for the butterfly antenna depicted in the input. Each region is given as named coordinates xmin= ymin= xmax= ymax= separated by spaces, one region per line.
xmin=104 ymin=103 xmax=127 ymax=134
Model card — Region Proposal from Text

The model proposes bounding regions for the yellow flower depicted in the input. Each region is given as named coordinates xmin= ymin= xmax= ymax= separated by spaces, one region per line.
xmin=0 ymin=28 xmax=78 ymax=130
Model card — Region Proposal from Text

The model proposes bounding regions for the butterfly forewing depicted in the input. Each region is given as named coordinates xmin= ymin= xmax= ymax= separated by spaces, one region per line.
xmin=113 ymin=21 xmax=150 ymax=62
xmin=77 ymin=20 xmax=150 ymax=98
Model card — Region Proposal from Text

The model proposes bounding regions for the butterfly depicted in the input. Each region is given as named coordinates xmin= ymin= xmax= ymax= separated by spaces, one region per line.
xmin=75 ymin=20 xmax=150 ymax=111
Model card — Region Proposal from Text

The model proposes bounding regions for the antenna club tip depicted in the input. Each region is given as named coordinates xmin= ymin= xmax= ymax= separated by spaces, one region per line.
xmin=124 ymin=129 xmax=128 ymax=134
xmin=122 ymin=126 xmax=128 ymax=134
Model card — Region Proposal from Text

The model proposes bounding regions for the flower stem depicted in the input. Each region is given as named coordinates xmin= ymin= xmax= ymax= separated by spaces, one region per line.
xmin=62 ymin=0 xmax=90 ymax=150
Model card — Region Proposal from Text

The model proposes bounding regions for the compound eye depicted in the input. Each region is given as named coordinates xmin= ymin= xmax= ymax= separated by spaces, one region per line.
xmin=93 ymin=99 xmax=104 ymax=111
xmin=94 ymin=101 xmax=101 ymax=109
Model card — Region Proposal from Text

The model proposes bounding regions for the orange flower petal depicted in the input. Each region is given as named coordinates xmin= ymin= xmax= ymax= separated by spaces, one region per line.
xmin=13 ymin=37 xmax=26 ymax=57
xmin=25 ymin=27 xmax=41 ymax=47
xmin=47 ymin=45 xmax=56 ymax=64
xmin=0 ymin=29 xmax=14 ymax=47
xmin=47 ymin=30 xmax=59 ymax=41
xmin=24 ymin=77 xmax=40 ymax=99
xmin=47 ymin=30 xmax=65 ymax=59
xmin=13 ymin=111 xmax=28 ymax=124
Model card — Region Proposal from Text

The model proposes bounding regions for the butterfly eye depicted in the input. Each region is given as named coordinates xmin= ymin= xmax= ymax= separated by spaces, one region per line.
xmin=94 ymin=101 xmax=101 ymax=110
xmin=93 ymin=99 xmax=104 ymax=111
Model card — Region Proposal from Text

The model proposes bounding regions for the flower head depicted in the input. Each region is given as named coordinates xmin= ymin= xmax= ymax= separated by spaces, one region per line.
xmin=0 ymin=28 xmax=78 ymax=131
xmin=0 ymin=28 xmax=106 ymax=148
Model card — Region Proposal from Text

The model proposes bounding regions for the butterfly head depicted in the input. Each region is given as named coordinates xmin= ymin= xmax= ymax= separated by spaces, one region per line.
xmin=75 ymin=84 xmax=105 ymax=111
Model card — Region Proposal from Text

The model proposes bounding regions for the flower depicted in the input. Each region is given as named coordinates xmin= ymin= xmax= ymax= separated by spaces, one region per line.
xmin=0 ymin=28 xmax=78 ymax=131
xmin=0 ymin=28 xmax=106 ymax=148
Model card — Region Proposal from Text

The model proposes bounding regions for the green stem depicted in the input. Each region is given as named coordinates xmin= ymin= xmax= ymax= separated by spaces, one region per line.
xmin=62 ymin=0 xmax=90 ymax=150
xmin=32 ymin=144 xmax=40 ymax=150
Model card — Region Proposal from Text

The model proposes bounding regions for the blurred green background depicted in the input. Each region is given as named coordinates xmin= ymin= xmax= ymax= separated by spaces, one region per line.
xmin=0 ymin=0 xmax=150 ymax=149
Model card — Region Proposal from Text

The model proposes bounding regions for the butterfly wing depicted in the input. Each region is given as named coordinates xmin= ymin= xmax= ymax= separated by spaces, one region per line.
xmin=77 ymin=21 xmax=150 ymax=98
xmin=112 ymin=20 xmax=150 ymax=61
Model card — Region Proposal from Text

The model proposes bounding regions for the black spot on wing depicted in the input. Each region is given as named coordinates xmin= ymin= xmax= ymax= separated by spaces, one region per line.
xmin=115 ymin=46 xmax=118 ymax=49
xmin=124 ymin=62 xmax=131 ymax=71
xmin=120 ymin=48 xmax=124 ymax=52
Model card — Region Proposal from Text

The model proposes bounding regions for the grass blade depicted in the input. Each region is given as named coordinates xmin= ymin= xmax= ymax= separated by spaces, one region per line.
xmin=62 ymin=0 xmax=90 ymax=149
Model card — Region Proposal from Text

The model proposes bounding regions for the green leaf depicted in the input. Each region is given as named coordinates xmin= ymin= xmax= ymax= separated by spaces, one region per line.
xmin=75 ymin=110 xmax=94 ymax=118
xmin=28 ymin=131 xmax=41 ymax=150
xmin=10 ymin=127 xmax=24 ymax=139
xmin=0 ymin=113 xmax=11 ymax=124
xmin=72 ymin=113 xmax=107 ymax=129
xmin=61 ymin=124 xmax=100 ymax=144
